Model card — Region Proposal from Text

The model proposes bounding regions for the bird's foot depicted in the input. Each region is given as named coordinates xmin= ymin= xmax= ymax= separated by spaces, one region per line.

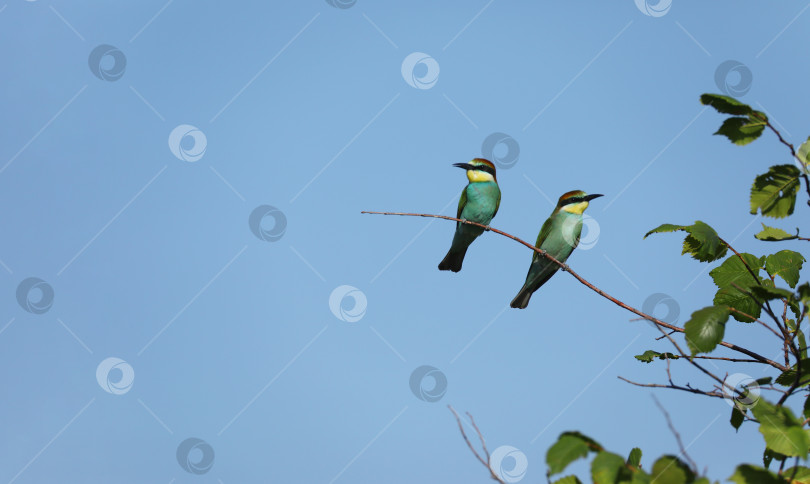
xmin=560 ymin=263 xmax=570 ymax=272
xmin=483 ymin=225 xmax=491 ymax=231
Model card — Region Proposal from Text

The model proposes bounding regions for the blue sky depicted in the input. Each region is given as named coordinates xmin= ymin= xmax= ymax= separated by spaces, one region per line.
xmin=1 ymin=1 xmax=809 ymax=482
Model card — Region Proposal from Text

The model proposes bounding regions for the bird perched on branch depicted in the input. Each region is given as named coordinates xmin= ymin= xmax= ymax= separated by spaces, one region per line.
xmin=438 ymin=158 xmax=501 ymax=272
xmin=510 ymin=190 xmax=602 ymax=308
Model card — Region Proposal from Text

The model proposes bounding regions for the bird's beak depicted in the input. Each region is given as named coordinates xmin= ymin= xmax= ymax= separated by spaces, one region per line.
xmin=453 ymin=162 xmax=475 ymax=170
xmin=584 ymin=194 xmax=604 ymax=201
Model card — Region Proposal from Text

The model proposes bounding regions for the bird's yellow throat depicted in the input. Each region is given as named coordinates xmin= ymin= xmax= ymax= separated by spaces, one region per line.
xmin=466 ymin=170 xmax=495 ymax=183
xmin=561 ymin=201 xmax=589 ymax=214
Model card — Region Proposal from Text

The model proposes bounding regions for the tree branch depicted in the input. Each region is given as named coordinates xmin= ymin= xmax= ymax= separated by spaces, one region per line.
xmin=448 ymin=406 xmax=505 ymax=484
xmin=362 ymin=211 xmax=788 ymax=371
xmin=617 ymin=376 xmax=725 ymax=399
xmin=652 ymin=394 xmax=699 ymax=473
xmin=751 ymin=111 xmax=810 ymax=206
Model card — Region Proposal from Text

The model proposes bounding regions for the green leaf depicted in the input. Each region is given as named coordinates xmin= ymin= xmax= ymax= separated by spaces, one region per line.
xmin=763 ymin=447 xmax=787 ymax=469
xmin=634 ymin=350 xmax=680 ymax=363
xmin=591 ymin=451 xmax=625 ymax=484
xmin=798 ymin=283 xmax=810 ymax=305
xmin=681 ymin=221 xmax=727 ymax=263
xmin=552 ymin=476 xmax=583 ymax=484
xmin=714 ymin=116 xmax=767 ymax=145
xmin=797 ymin=136 xmax=810 ymax=172
xmin=546 ymin=432 xmax=601 ymax=475
xmin=700 ymin=94 xmax=754 ymax=115
xmin=805 ymin=395 xmax=810 ymax=420
xmin=785 ymin=466 xmax=810 ymax=484
xmin=709 ymin=253 xmax=764 ymax=288
xmin=627 ymin=447 xmax=642 ymax=468
xmin=644 ymin=221 xmax=727 ymax=262
xmin=755 ymin=224 xmax=799 ymax=241
xmin=714 ymin=286 xmax=763 ymax=323
xmin=798 ymin=328 xmax=808 ymax=360
xmin=631 ymin=471 xmax=653 ymax=484
xmin=710 ymin=254 xmax=765 ymax=322
xmin=765 ymin=250 xmax=806 ymax=288
xmin=749 ymin=285 xmax=796 ymax=301
xmin=750 ymin=399 xmax=810 ymax=457
xmin=731 ymin=404 xmax=746 ymax=431
xmin=684 ymin=306 xmax=730 ymax=354
xmin=650 ymin=455 xmax=694 ymax=484
xmin=644 ymin=223 xmax=683 ymax=237
xmin=750 ymin=165 xmax=802 ymax=219
xmin=775 ymin=359 xmax=810 ymax=388
xmin=729 ymin=464 xmax=783 ymax=484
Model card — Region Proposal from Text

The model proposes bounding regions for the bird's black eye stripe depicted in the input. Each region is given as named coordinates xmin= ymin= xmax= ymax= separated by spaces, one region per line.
xmin=560 ymin=197 xmax=585 ymax=206
xmin=473 ymin=165 xmax=495 ymax=175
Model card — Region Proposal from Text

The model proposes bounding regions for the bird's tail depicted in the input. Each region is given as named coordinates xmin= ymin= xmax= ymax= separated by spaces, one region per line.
xmin=510 ymin=286 xmax=533 ymax=309
xmin=438 ymin=247 xmax=468 ymax=272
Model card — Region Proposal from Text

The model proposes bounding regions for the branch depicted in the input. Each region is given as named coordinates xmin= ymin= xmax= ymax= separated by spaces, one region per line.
xmin=362 ymin=211 xmax=788 ymax=371
xmin=618 ymin=376 xmax=725 ymax=399
xmin=652 ymin=394 xmax=699 ymax=474
xmin=725 ymin=307 xmax=783 ymax=340
xmin=448 ymin=406 xmax=505 ymax=484
xmin=691 ymin=355 xmax=762 ymax=363
xmin=720 ymin=237 xmax=784 ymax=339
xmin=751 ymin=111 xmax=810 ymax=206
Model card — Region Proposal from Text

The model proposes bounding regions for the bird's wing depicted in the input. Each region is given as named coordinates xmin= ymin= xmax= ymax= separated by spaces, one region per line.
xmin=492 ymin=186 xmax=501 ymax=218
xmin=455 ymin=186 xmax=467 ymax=223
xmin=533 ymin=216 xmax=555 ymax=253
xmin=524 ymin=218 xmax=559 ymax=287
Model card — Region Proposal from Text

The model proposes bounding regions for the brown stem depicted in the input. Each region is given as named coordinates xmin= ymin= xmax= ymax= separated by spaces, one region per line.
xmin=362 ymin=211 xmax=788 ymax=371
xmin=618 ymin=376 xmax=725 ymax=399
xmin=691 ymin=355 xmax=763 ymax=363
xmin=725 ymin=308 xmax=783 ymax=339
xmin=447 ymin=406 xmax=505 ymax=484
xmin=652 ymin=394 xmax=699 ymax=473
xmin=751 ymin=111 xmax=810 ymax=205
xmin=719 ymin=237 xmax=782 ymax=333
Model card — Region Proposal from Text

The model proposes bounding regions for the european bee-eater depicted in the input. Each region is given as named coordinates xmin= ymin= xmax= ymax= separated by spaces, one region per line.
xmin=510 ymin=190 xmax=603 ymax=309
xmin=438 ymin=158 xmax=501 ymax=272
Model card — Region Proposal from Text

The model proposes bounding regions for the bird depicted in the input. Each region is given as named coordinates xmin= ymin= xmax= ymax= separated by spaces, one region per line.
xmin=510 ymin=190 xmax=603 ymax=309
xmin=438 ymin=158 xmax=501 ymax=272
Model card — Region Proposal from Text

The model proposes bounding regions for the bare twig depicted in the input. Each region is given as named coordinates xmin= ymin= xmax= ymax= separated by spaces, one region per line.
xmin=448 ymin=406 xmax=505 ymax=484
xmin=725 ymin=308 xmax=783 ymax=340
xmin=361 ymin=211 xmax=788 ymax=371
xmin=652 ymin=394 xmax=699 ymax=473
xmin=617 ymin=377 xmax=725 ymax=399
xmin=691 ymin=355 xmax=761 ymax=363
xmin=645 ymin=311 xmax=730 ymax=392
xmin=790 ymin=456 xmax=801 ymax=482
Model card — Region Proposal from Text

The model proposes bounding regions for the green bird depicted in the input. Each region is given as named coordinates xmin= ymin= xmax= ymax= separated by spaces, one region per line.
xmin=438 ymin=158 xmax=501 ymax=272
xmin=510 ymin=190 xmax=603 ymax=309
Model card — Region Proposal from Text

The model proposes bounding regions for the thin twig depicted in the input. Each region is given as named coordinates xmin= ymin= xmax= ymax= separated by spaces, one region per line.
xmin=617 ymin=377 xmax=725 ymax=399
xmin=719 ymin=237 xmax=784 ymax=339
xmin=691 ymin=355 xmax=762 ymax=363
xmin=646 ymin=310 xmax=731 ymax=392
xmin=652 ymin=394 xmax=699 ymax=473
xmin=467 ymin=412 xmax=492 ymax=463
xmin=790 ymin=456 xmax=801 ymax=482
xmin=725 ymin=307 xmax=783 ymax=339
xmin=448 ymin=406 xmax=505 ymax=484
xmin=750 ymin=111 xmax=810 ymax=206
xmin=362 ymin=211 xmax=788 ymax=371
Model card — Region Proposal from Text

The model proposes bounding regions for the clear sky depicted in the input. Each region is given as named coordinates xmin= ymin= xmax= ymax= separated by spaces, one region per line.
xmin=1 ymin=1 xmax=809 ymax=482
